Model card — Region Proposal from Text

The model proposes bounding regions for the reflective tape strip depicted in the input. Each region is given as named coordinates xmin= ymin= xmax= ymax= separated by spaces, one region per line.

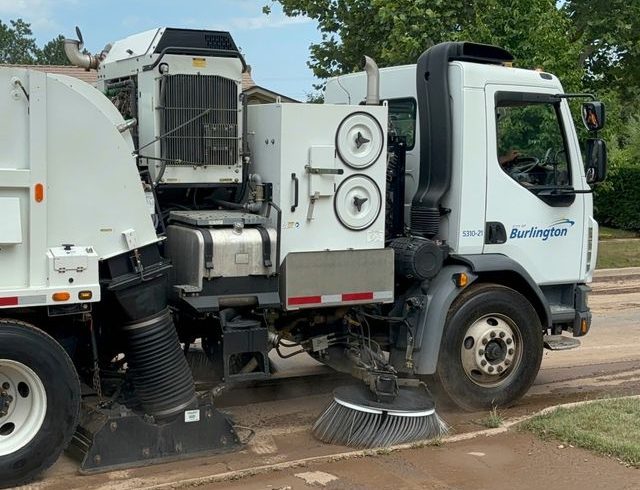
xmin=342 ymin=292 xmax=374 ymax=302
xmin=288 ymin=295 xmax=322 ymax=306
xmin=373 ymin=290 xmax=394 ymax=300
xmin=321 ymin=294 xmax=342 ymax=304
xmin=288 ymin=290 xmax=393 ymax=307
xmin=19 ymin=295 xmax=47 ymax=305
xmin=0 ymin=295 xmax=50 ymax=307
xmin=0 ymin=297 xmax=18 ymax=307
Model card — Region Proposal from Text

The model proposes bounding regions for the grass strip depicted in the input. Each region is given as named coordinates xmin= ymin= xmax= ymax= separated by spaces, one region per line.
xmin=597 ymin=239 xmax=640 ymax=269
xmin=522 ymin=397 xmax=640 ymax=467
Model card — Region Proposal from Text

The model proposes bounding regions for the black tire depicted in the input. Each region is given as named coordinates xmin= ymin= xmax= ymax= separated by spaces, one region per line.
xmin=0 ymin=320 xmax=80 ymax=488
xmin=433 ymin=284 xmax=543 ymax=411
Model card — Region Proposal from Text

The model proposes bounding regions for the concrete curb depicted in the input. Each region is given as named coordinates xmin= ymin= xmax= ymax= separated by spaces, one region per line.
xmin=593 ymin=267 xmax=640 ymax=283
xmin=138 ymin=395 xmax=640 ymax=490
xmin=591 ymin=267 xmax=640 ymax=294
xmin=592 ymin=285 xmax=640 ymax=296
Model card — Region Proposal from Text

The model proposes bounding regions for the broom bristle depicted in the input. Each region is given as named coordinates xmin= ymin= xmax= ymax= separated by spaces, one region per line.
xmin=312 ymin=397 xmax=449 ymax=448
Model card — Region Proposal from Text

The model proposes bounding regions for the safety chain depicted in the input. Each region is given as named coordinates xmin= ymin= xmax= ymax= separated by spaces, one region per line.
xmin=86 ymin=314 xmax=103 ymax=400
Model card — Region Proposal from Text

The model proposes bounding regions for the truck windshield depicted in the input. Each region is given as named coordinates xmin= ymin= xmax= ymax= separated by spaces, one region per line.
xmin=495 ymin=97 xmax=571 ymax=190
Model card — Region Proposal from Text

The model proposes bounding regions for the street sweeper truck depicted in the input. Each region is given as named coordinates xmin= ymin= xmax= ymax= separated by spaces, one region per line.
xmin=0 ymin=26 xmax=607 ymax=486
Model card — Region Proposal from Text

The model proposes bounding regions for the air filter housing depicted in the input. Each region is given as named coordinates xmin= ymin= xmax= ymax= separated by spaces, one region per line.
xmin=390 ymin=237 xmax=444 ymax=281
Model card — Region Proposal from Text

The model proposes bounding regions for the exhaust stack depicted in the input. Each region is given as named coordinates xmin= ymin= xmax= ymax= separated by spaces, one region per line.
xmin=64 ymin=26 xmax=101 ymax=69
xmin=362 ymin=56 xmax=380 ymax=105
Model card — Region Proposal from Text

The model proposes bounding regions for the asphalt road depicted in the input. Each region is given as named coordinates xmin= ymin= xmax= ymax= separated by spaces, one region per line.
xmin=31 ymin=289 xmax=640 ymax=490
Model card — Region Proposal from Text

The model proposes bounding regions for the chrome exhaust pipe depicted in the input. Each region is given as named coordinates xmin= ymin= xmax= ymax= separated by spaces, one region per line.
xmin=64 ymin=38 xmax=100 ymax=69
xmin=64 ymin=27 xmax=102 ymax=70
xmin=362 ymin=55 xmax=380 ymax=105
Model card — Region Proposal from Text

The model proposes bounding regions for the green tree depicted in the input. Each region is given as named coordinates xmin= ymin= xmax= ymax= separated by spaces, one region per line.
xmin=564 ymin=1 xmax=640 ymax=167
xmin=462 ymin=0 xmax=582 ymax=89
xmin=37 ymin=35 xmax=71 ymax=65
xmin=269 ymin=0 xmax=583 ymax=89
xmin=0 ymin=19 xmax=70 ymax=65
xmin=0 ymin=19 xmax=40 ymax=64
xmin=564 ymin=0 xmax=640 ymax=96
xmin=272 ymin=0 xmax=391 ymax=80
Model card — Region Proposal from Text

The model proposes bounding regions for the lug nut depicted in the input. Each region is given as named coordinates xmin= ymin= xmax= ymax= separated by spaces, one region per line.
xmin=479 ymin=349 xmax=485 ymax=356
xmin=482 ymin=339 xmax=488 ymax=345
xmin=499 ymin=332 xmax=505 ymax=338
xmin=497 ymin=366 xmax=504 ymax=372
xmin=490 ymin=331 xmax=496 ymax=338
xmin=481 ymin=360 xmax=487 ymax=367
xmin=505 ymin=360 xmax=511 ymax=366
xmin=1 ymin=383 xmax=9 ymax=390
xmin=488 ymin=366 xmax=494 ymax=373
xmin=506 ymin=338 xmax=513 ymax=345
xmin=508 ymin=348 xmax=514 ymax=355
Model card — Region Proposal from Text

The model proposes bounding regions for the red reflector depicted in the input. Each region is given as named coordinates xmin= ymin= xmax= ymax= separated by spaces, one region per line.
xmin=288 ymin=295 xmax=322 ymax=306
xmin=0 ymin=297 xmax=18 ymax=307
xmin=342 ymin=292 xmax=374 ymax=302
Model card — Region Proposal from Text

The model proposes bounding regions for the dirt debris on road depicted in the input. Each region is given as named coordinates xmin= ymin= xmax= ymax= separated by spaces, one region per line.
xmin=200 ymin=431 xmax=639 ymax=490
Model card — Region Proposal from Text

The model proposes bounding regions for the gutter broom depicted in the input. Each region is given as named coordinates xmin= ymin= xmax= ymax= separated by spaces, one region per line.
xmin=313 ymin=382 xmax=448 ymax=448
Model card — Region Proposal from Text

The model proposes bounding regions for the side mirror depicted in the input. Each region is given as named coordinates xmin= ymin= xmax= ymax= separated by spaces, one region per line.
xmin=585 ymin=138 xmax=607 ymax=184
xmin=582 ymin=101 xmax=605 ymax=132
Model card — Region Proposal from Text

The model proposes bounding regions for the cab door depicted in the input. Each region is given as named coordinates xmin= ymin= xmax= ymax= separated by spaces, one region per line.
xmin=483 ymin=86 xmax=585 ymax=285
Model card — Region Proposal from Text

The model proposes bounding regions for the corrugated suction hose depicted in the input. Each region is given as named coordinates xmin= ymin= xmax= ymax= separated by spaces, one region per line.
xmin=122 ymin=308 xmax=197 ymax=421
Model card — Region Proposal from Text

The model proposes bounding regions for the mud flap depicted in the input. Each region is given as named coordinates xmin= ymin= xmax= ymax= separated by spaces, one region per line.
xmin=67 ymin=399 xmax=242 ymax=474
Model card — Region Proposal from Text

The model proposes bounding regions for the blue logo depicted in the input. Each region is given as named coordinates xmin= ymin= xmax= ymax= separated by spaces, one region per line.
xmin=509 ymin=219 xmax=575 ymax=241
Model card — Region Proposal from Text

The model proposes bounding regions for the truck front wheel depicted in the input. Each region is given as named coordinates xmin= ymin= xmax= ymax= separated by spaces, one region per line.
xmin=0 ymin=320 xmax=80 ymax=488
xmin=434 ymin=284 xmax=543 ymax=411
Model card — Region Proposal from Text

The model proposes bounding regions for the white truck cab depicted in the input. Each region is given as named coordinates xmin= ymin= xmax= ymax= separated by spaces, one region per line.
xmin=326 ymin=50 xmax=603 ymax=323
xmin=323 ymin=43 xmax=606 ymax=407
xmin=326 ymin=60 xmax=598 ymax=285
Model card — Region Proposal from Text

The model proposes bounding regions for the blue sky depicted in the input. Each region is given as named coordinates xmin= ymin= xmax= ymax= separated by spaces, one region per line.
xmin=0 ymin=0 xmax=321 ymax=100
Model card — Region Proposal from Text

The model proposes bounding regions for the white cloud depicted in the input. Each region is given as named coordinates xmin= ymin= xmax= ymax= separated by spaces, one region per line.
xmin=0 ymin=0 xmax=76 ymax=32
xmin=218 ymin=0 xmax=273 ymax=15
xmin=209 ymin=12 xmax=312 ymax=32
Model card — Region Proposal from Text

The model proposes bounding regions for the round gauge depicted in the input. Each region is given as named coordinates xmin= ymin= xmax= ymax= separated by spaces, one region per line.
xmin=335 ymin=112 xmax=384 ymax=169
xmin=334 ymin=175 xmax=382 ymax=231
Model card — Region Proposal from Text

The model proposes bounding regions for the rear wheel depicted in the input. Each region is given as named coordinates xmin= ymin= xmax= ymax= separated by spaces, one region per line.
xmin=433 ymin=284 xmax=543 ymax=411
xmin=0 ymin=320 xmax=80 ymax=488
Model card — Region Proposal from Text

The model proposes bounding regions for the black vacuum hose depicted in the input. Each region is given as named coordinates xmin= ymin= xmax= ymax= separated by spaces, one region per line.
xmin=121 ymin=308 xmax=197 ymax=421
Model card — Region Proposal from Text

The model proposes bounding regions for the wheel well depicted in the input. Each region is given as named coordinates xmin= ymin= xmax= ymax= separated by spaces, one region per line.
xmin=474 ymin=272 xmax=550 ymax=329
xmin=0 ymin=312 xmax=90 ymax=370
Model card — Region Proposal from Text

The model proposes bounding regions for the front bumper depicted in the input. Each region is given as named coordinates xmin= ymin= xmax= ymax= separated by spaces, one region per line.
xmin=572 ymin=284 xmax=592 ymax=337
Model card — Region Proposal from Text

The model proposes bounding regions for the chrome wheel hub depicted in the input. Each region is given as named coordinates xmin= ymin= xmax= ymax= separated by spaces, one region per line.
xmin=461 ymin=314 xmax=522 ymax=388
xmin=0 ymin=360 xmax=47 ymax=456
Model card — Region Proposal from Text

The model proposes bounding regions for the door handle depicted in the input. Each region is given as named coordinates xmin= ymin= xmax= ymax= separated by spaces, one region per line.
xmin=291 ymin=173 xmax=299 ymax=212
xmin=485 ymin=222 xmax=507 ymax=244
xmin=305 ymin=165 xmax=344 ymax=175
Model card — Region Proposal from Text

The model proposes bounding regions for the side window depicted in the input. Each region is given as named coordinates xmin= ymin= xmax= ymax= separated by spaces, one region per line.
xmin=495 ymin=96 xmax=571 ymax=190
xmin=387 ymin=98 xmax=417 ymax=150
